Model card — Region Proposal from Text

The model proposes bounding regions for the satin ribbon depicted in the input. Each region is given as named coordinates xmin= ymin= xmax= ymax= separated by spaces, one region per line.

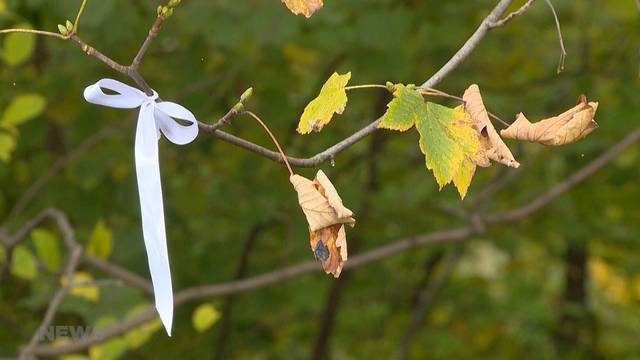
xmin=84 ymin=79 xmax=199 ymax=335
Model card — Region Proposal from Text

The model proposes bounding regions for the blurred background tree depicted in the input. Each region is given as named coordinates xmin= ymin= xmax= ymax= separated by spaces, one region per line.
xmin=0 ymin=0 xmax=638 ymax=359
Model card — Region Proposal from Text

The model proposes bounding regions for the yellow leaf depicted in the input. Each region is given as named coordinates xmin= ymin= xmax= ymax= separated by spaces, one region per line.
xmin=452 ymin=157 xmax=476 ymax=199
xmin=192 ymin=303 xmax=220 ymax=332
xmin=281 ymin=0 xmax=323 ymax=18
xmin=501 ymin=97 xmax=599 ymax=146
xmin=297 ymin=72 xmax=351 ymax=134
xmin=61 ymin=271 xmax=100 ymax=302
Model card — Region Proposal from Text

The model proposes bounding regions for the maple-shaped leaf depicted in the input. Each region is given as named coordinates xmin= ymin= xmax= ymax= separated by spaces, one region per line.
xmin=463 ymin=84 xmax=519 ymax=168
xmin=297 ymin=72 xmax=351 ymax=134
xmin=416 ymin=102 xmax=484 ymax=198
xmin=290 ymin=170 xmax=355 ymax=277
xmin=281 ymin=0 xmax=323 ymax=18
xmin=501 ymin=97 xmax=599 ymax=146
xmin=378 ymin=84 xmax=424 ymax=131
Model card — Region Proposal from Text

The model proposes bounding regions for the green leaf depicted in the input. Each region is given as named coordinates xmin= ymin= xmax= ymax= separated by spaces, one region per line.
xmin=10 ymin=245 xmax=37 ymax=280
xmin=416 ymin=103 xmax=482 ymax=197
xmin=0 ymin=244 xmax=6 ymax=264
xmin=0 ymin=132 xmax=16 ymax=162
xmin=1 ymin=24 xmax=36 ymax=66
xmin=1 ymin=94 xmax=47 ymax=126
xmin=87 ymin=219 xmax=113 ymax=259
xmin=124 ymin=318 xmax=162 ymax=348
xmin=61 ymin=272 xmax=100 ymax=302
xmin=124 ymin=304 xmax=162 ymax=348
xmin=89 ymin=337 xmax=128 ymax=360
xmin=297 ymin=72 xmax=351 ymax=134
xmin=378 ymin=84 xmax=424 ymax=131
xmin=32 ymin=228 xmax=60 ymax=272
xmin=192 ymin=303 xmax=220 ymax=332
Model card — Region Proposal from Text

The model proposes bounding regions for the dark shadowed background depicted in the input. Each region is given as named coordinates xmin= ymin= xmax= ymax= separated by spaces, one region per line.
xmin=1 ymin=0 xmax=639 ymax=358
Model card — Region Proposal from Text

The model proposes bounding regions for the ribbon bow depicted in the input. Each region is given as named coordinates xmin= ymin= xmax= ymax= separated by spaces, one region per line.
xmin=84 ymin=79 xmax=199 ymax=335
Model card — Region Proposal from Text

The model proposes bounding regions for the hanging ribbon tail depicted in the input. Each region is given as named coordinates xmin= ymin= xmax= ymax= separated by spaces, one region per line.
xmin=135 ymin=102 xmax=174 ymax=336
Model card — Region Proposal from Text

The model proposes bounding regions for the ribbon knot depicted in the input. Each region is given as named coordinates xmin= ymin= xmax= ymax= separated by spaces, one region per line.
xmin=84 ymin=79 xmax=199 ymax=336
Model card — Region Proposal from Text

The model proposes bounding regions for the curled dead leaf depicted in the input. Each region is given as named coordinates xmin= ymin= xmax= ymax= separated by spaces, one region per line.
xmin=501 ymin=98 xmax=599 ymax=146
xmin=463 ymin=84 xmax=519 ymax=168
xmin=281 ymin=0 xmax=323 ymax=18
xmin=291 ymin=170 xmax=355 ymax=277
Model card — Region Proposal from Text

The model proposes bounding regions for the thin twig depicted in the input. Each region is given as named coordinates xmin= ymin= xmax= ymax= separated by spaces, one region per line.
xmin=419 ymin=0 xmax=515 ymax=89
xmin=1 ymin=127 xmax=116 ymax=230
xmin=19 ymin=246 xmax=83 ymax=359
xmin=0 ymin=28 xmax=65 ymax=39
xmin=131 ymin=15 xmax=164 ymax=69
xmin=544 ymin=0 xmax=567 ymax=74
xmin=488 ymin=0 xmax=536 ymax=28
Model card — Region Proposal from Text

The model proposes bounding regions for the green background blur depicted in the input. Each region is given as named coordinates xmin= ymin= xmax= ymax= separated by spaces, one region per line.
xmin=1 ymin=0 xmax=639 ymax=359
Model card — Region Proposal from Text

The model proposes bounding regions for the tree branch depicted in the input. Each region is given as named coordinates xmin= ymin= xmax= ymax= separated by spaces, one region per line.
xmin=19 ymin=246 xmax=83 ymax=360
xmin=26 ymin=127 xmax=639 ymax=356
xmin=488 ymin=0 xmax=536 ymax=28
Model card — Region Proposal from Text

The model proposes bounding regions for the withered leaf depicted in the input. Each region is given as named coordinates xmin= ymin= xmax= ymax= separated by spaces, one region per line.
xmin=290 ymin=170 xmax=354 ymax=277
xmin=281 ymin=0 xmax=323 ymax=18
xmin=463 ymin=84 xmax=519 ymax=168
xmin=501 ymin=98 xmax=599 ymax=146
xmin=310 ymin=224 xmax=348 ymax=277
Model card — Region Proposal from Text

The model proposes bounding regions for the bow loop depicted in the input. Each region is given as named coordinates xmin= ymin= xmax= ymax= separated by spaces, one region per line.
xmin=155 ymin=102 xmax=199 ymax=145
xmin=84 ymin=79 xmax=152 ymax=109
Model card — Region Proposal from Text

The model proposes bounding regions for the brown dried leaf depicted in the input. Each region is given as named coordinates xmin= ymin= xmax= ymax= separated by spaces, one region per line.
xmin=281 ymin=0 xmax=323 ymax=18
xmin=463 ymin=84 xmax=519 ymax=168
xmin=309 ymin=224 xmax=347 ymax=277
xmin=291 ymin=170 xmax=355 ymax=277
xmin=290 ymin=171 xmax=355 ymax=231
xmin=501 ymin=99 xmax=599 ymax=146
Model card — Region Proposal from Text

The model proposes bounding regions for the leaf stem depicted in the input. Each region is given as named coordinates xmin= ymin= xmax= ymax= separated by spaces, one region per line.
xmin=344 ymin=84 xmax=389 ymax=91
xmin=419 ymin=87 xmax=464 ymax=102
xmin=488 ymin=111 xmax=511 ymax=127
xmin=244 ymin=111 xmax=294 ymax=176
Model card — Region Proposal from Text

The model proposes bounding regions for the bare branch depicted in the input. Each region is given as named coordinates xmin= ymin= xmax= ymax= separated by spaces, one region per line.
xmin=486 ymin=129 xmax=640 ymax=224
xmin=419 ymin=0 xmax=514 ymax=89
xmin=544 ymin=0 xmax=567 ymax=73
xmin=19 ymin=246 xmax=83 ymax=360
xmin=0 ymin=28 xmax=65 ymax=39
xmin=131 ymin=16 xmax=164 ymax=70
xmin=488 ymin=0 xmax=536 ymax=28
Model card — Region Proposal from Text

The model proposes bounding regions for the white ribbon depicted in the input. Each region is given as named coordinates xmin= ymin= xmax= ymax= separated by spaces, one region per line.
xmin=84 ymin=79 xmax=199 ymax=336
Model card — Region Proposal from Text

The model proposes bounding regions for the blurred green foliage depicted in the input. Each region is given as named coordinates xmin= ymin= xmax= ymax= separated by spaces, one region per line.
xmin=0 ymin=0 xmax=639 ymax=359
